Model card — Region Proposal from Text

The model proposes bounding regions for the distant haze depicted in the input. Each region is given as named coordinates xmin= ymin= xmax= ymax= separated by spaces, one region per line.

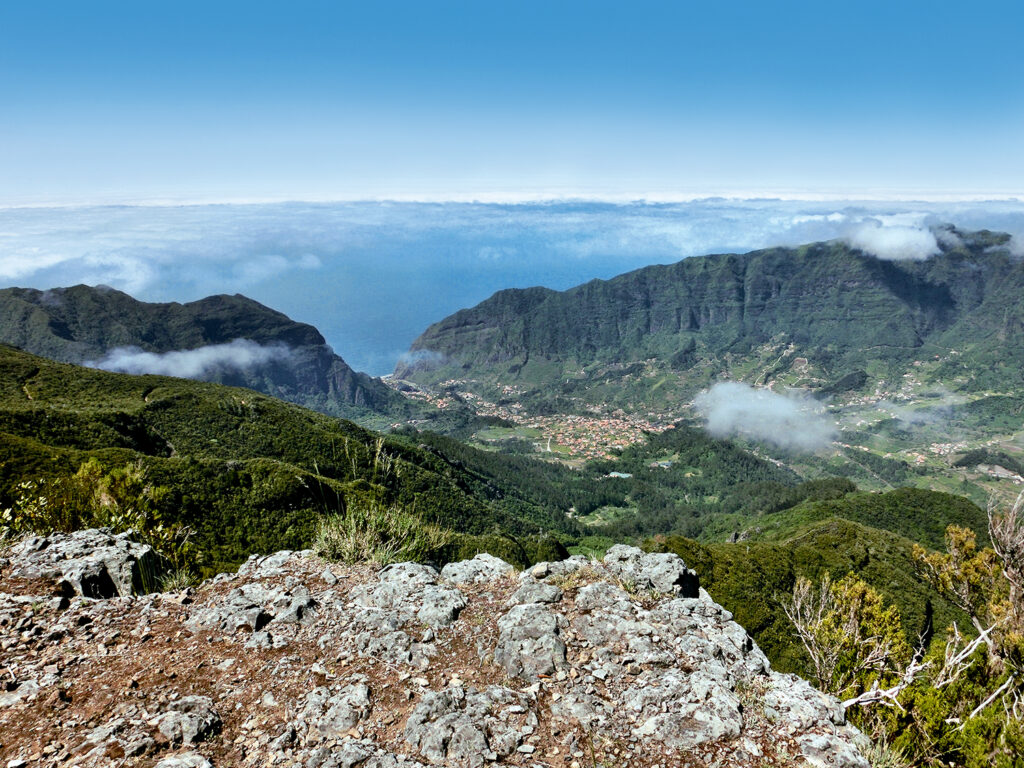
xmin=3 ymin=199 xmax=1024 ymax=374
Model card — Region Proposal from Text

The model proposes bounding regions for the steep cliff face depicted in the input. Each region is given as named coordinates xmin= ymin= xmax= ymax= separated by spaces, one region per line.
xmin=0 ymin=532 xmax=870 ymax=768
xmin=0 ymin=286 xmax=407 ymax=419
xmin=396 ymin=229 xmax=1023 ymax=397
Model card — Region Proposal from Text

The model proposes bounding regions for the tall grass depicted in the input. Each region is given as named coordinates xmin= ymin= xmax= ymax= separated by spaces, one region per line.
xmin=313 ymin=498 xmax=451 ymax=566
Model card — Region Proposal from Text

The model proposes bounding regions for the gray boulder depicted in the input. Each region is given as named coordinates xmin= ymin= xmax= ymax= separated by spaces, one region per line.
xmin=404 ymin=686 xmax=535 ymax=767
xmin=603 ymin=544 xmax=699 ymax=596
xmin=441 ymin=553 xmax=514 ymax=585
xmin=351 ymin=562 xmax=466 ymax=627
xmin=798 ymin=733 xmax=871 ymax=768
xmin=763 ymin=673 xmax=846 ymax=729
xmin=186 ymin=582 xmax=316 ymax=634
xmin=299 ymin=683 xmax=372 ymax=741
xmin=522 ymin=557 xmax=589 ymax=581
xmin=7 ymin=529 xmax=159 ymax=597
xmin=624 ymin=670 xmax=743 ymax=749
xmin=156 ymin=696 xmax=221 ymax=746
xmin=494 ymin=603 xmax=567 ymax=679
xmin=155 ymin=754 xmax=212 ymax=768
xmin=506 ymin=579 xmax=563 ymax=606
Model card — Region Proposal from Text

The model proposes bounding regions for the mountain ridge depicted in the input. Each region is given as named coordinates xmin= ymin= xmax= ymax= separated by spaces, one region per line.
xmin=0 ymin=285 xmax=409 ymax=422
xmin=395 ymin=228 xmax=1024 ymax=402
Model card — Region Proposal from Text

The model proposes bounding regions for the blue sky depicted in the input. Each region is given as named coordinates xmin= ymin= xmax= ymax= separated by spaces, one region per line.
xmin=2 ymin=0 xmax=1022 ymax=203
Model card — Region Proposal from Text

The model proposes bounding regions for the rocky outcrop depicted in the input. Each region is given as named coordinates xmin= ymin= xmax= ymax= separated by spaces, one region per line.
xmin=2 ymin=529 xmax=159 ymax=597
xmin=0 ymin=532 xmax=870 ymax=767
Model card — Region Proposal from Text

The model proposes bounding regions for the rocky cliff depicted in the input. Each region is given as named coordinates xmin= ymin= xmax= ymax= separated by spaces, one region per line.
xmin=396 ymin=228 xmax=1024 ymax=400
xmin=0 ymin=286 xmax=407 ymax=421
xmin=1 ymin=531 xmax=868 ymax=767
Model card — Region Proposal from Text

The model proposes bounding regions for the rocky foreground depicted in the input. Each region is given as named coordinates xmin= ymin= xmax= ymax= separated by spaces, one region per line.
xmin=1 ymin=530 xmax=869 ymax=768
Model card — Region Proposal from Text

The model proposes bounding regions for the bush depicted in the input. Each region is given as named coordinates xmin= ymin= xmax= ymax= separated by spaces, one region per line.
xmin=1 ymin=459 xmax=197 ymax=579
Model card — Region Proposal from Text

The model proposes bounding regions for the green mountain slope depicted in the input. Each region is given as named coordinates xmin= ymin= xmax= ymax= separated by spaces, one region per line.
xmin=0 ymin=344 xmax=582 ymax=571
xmin=649 ymin=515 xmax=971 ymax=674
xmin=0 ymin=285 xmax=412 ymax=424
xmin=396 ymin=228 xmax=1023 ymax=406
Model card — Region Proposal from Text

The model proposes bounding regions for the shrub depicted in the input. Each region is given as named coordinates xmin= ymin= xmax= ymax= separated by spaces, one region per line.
xmin=313 ymin=498 xmax=451 ymax=566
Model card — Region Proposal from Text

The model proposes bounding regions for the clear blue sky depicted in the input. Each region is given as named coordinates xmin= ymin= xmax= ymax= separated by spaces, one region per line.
xmin=1 ymin=0 xmax=1022 ymax=204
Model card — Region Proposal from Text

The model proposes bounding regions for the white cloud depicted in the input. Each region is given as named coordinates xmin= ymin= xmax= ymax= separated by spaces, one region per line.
xmin=844 ymin=220 xmax=939 ymax=261
xmin=86 ymin=339 xmax=291 ymax=380
xmin=1009 ymin=235 xmax=1024 ymax=258
xmin=0 ymin=250 xmax=69 ymax=281
xmin=935 ymin=228 xmax=964 ymax=249
xmin=693 ymin=382 xmax=836 ymax=452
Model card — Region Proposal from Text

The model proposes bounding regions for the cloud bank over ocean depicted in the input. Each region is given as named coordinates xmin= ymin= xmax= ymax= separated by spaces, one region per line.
xmin=3 ymin=199 xmax=1023 ymax=374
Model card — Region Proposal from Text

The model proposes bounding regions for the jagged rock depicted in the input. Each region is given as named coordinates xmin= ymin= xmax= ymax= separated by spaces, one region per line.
xmin=763 ymin=673 xmax=846 ymax=728
xmin=523 ymin=556 xmax=589 ymax=581
xmin=404 ymin=686 xmax=535 ymax=767
xmin=307 ymin=740 xmax=375 ymax=768
xmin=351 ymin=562 xmax=466 ymax=627
xmin=603 ymin=544 xmax=699 ymax=596
xmin=549 ymin=690 xmax=613 ymax=728
xmin=154 ymin=753 xmax=212 ymax=768
xmin=798 ymin=733 xmax=871 ymax=768
xmin=299 ymin=684 xmax=372 ymax=741
xmin=494 ymin=603 xmax=567 ymax=679
xmin=237 ymin=550 xmax=312 ymax=578
xmin=624 ymin=670 xmax=742 ymax=748
xmin=6 ymin=529 xmax=158 ymax=597
xmin=186 ymin=582 xmax=316 ymax=634
xmin=155 ymin=697 xmax=221 ymax=746
xmin=0 ymin=681 xmax=40 ymax=708
xmin=440 ymin=554 xmax=514 ymax=585
xmin=652 ymin=597 xmax=770 ymax=680
xmin=122 ymin=734 xmax=156 ymax=757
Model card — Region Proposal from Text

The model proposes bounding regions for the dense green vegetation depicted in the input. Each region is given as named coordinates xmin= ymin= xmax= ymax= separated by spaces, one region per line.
xmin=743 ymin=487 xmax=989 ymax=550
xmin=0 ymin=344 xmax=584 ymax=573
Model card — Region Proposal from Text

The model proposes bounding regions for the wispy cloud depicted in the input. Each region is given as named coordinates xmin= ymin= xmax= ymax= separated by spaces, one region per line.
xmin=86 ymin=339 xmax=291 ymax=380
xmin=395 ymin=349 xmax=446 ymax=370
xmin=1009 ymin=235 xmax=1024 ymax=258
xmin=693 ymin=382 xmax=836 ymax=452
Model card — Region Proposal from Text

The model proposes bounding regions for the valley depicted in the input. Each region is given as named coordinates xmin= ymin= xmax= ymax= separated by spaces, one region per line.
xmin=389 ymin=229 xmax=1024 ymax=511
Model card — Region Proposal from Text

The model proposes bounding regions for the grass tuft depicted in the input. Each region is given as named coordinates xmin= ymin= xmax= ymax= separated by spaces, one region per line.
xmin=313 ymin=498 xmax=452 ymax=566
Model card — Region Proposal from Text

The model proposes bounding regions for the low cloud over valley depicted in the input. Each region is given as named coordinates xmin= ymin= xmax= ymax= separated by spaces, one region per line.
xmin=86 ymin=339 xmax=291 ymax=380
xmin=694 ymin=382 xmax=836 ymax=452
xmin=3 ymin=199 xmax=1022 ymax=373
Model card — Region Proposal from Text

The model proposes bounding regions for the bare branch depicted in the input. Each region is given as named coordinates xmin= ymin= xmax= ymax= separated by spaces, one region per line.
xmin=956 ymin=674 xmax=1017 ymax=730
